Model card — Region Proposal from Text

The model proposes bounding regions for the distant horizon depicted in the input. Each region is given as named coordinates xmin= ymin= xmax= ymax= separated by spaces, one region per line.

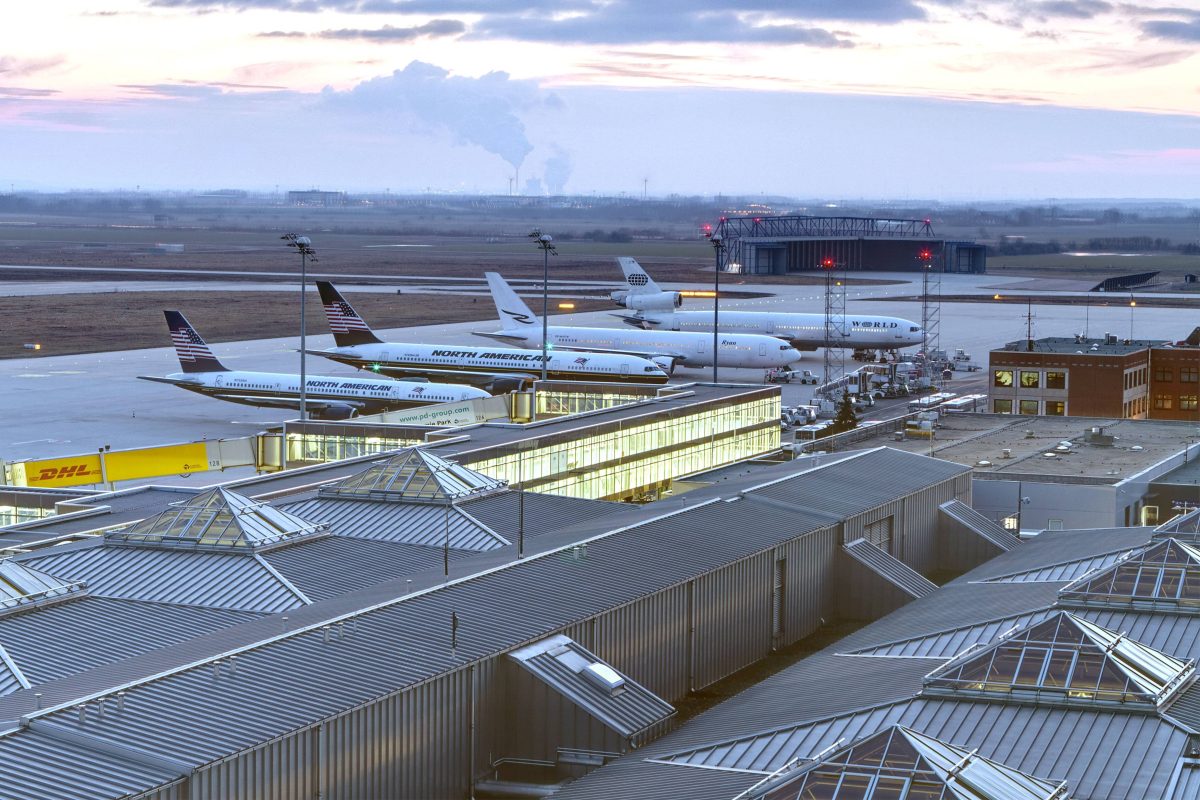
xmin=3 ymin=187 xmax=1200 ymax=209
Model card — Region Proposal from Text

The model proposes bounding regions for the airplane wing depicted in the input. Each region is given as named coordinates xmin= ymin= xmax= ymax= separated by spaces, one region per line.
xmin=610 ymin=313 xmax=660 ymax=329
xmin=472 ymin=331 xmax=530 ymax=345
xmin=210 ymin=394 xmax=366 ymax=413
xmin=137 ymin=375 xmax=195 ymax=386
xmin=378 ymin=366 xmax=537 ymax=387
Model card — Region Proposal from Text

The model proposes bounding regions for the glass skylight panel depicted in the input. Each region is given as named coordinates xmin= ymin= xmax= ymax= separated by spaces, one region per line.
xmin=923 ymin=612 xmax=1193 ymax=708
xmin=1059 ymin=539 xmax=1200 ymax=607
xmin=756 ymin=726 xmax=1068 ymax=800
xmin=109 ymin=488 xmax=326 ymax=551
xmin=322 ymin=447 xmax=506 ymax=503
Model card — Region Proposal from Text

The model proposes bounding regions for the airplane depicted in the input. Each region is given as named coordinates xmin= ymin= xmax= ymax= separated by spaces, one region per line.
xmin=478 ymin=272 xmax=802 ymax=371
xmin=612 ymin=258 xmax=925 ymax=355
xmin=308 ymin=281 xmax=670 ymax=387
xmin=138 ymin=311 xmax=490 ymax=420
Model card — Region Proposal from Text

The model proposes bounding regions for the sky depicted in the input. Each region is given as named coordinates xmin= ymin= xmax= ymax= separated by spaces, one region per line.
xmin=2 ymin=0 xmax=1199 ymax=198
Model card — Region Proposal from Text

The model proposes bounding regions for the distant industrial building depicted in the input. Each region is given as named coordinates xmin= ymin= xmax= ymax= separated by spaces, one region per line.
xmin=988 ymin=336 xmax=1198 ymax=420
xmin=713 ymin=215 xmax=985 ymax=274
xmin=286 ymin=190 xmax=347 ymax=207
xmin=554 ymin=511 xmax=1200 ymax=800
xmin=0 ymin=443 xmax=996 ymax=800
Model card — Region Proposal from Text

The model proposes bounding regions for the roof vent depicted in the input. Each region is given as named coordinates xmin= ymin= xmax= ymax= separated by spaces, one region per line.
xmin=1001 ymin=448 xmax=1012 ymax=458
xmin=583 ymin=662 xmax=626 ymax=696
xmin=976 ymin=460 xmax=992 ymax=467
xmin=1131 ymin=445 xmax=1144 ymax=451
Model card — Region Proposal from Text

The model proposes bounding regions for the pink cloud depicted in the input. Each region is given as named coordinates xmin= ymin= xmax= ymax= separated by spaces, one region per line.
xmin=1016 ymin=147 xmax=1200 ymax=173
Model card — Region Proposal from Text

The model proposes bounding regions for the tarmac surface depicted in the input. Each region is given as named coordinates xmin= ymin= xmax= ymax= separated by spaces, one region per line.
xmin=1 ymin=270 xmax=1195 ymax=481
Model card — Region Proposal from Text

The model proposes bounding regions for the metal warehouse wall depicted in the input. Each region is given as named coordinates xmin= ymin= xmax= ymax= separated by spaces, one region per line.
xmin=130 ymin=476 xmax=969 ymax=800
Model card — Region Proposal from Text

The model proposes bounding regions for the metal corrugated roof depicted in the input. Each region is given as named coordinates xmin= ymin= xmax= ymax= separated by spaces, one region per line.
xmin=457 ymin=491 xmax=632 ymax=543
xmin=0 ymin=597 xmax=260 ymax=687
xmin=980 ymin=549 xmax=1131 ymax=584
xmin=843 ymin=540 xmax=937 ymax=599
xmin=845 ymin=609 xmax=1057 ymax=659
xmin=1169 ymin=762 xmax=1200 ymax=800
xmin=261 ymin=536 xmax=475 ymax=602
xmin=277 ymin=496 xmax=507 ymax=551
xmin=0 ymin=728 xmax=182 ymax=800
xmin=939 ymin=499 xmax=1022 ymax=551
xmin=19 ymin=543 xmax=307 ymax=613
xmin=0 ymin=495 xmax=840 ymax=770
xmin=952 ymin=528 xmax=1153 ymax=584
xmin=834 ymin=581 xmax=1062 ymax=655
xmin=510 ymin=634 xmax=675 ymax=738
xmin=748 ymin=448 xmax=968 ymax=518
xmin=1164 ymin=681 xmax=1200 ymax=732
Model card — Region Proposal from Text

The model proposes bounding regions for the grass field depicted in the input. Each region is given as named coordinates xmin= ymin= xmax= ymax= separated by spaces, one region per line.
xmin=1 ymin=290 xmax=613 ymax=359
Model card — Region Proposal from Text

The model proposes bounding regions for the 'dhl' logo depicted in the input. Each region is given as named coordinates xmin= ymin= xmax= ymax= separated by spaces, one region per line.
xmin=37 ymin=464 xmax=97 ymax=482
xmin=502 ymin=308 xmax=535 ymax=325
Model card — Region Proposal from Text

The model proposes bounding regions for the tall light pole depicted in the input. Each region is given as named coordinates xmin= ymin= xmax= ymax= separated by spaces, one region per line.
xmin=710 ymin=233 xmax=724 ymax=383
xmin=281 ymin=233 xmax=317 ymax=420
xmin=529 ymin=229 xmax=557 ymax=382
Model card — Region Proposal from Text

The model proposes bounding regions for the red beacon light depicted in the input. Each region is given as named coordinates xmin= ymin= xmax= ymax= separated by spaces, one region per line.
xmin=821 ymin=257 xmax=835 ymax=269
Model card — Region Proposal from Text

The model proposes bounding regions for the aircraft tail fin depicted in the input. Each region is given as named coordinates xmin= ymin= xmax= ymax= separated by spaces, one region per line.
xmin=164 ymin=310 xmax=229 ymax=373
xmin=617 ymin=257 xmax=662 ymax=295
xmin=316 ymin=281 xmax=383 ymax=346
xmin=484 ymin=272 xmax=540 ymax=330
xmin=1185 ymin=326 xmax=1200 ymax=347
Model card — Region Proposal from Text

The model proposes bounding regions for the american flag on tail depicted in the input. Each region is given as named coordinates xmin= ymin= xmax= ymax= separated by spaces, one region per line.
xmin=324 ymin=301 xmax=372 ymax=333
xmin=170 ymin=326 xmax=215 ymax=362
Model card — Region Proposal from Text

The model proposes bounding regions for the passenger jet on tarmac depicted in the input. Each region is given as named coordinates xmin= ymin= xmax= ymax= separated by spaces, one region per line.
xmin=478 ymin=272 xmax=802 ymax=372
xmin=139 ymin=311 xmax=489 ymax=419
xmin=308 ymin=281 xmax=669 ymax=388
xmin=612 ymin=258 xmax=924 ymax=355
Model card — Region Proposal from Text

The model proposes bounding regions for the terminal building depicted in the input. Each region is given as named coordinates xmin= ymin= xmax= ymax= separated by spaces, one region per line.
xmin=713 ymin=215 xmax=986 ymax=275
xmin=988 ymin=336 xmax=1199 ymax=420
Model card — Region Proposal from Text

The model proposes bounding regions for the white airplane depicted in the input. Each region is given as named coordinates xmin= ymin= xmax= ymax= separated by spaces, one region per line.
xmin=308 ymin=281 xmax=669 ymax=388
xmin=138 ymin=311 xmax=489 ymax=419
xmin=479 ymin=272 xmax=802 ymax=372
xmin=613 ymin=258 xmax=925 ymax=353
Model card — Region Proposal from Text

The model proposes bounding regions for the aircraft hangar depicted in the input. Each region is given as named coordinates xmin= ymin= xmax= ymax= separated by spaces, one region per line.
xmin=714 ymin=214 xmax=986 ymax=275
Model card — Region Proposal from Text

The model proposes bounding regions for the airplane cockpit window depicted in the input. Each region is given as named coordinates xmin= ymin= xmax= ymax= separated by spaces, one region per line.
xmin=644 ymin=366 xmax=660 ymax=372
xmin=910 ymin=326 xmax=921 ymax=332
xmin=779 ymin=344 xmax=791 ymax=350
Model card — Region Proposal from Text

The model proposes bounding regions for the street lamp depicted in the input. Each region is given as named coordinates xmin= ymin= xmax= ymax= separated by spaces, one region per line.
xmin=281 ymin=233 xmax=317 ymax=420
xmin=710 ymin=233 xmax=724 ymax=383
xmin=528 ymin=229 xmax=557 ymax=383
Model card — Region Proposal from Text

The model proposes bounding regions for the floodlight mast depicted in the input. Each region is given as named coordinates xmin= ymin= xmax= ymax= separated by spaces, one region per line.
xmin=529 ymin=230 xmax=557 ymax=383
xmin=281 ymin=234 xmax=317 ymax=420
xmin=709 ymin=234 xmax=724 ymax=383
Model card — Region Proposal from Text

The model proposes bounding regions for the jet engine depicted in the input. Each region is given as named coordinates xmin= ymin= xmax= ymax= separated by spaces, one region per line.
xmin=312 ymin=404 xmax=359 ymax=421
xmin=650 ymin=356 xmax=677 ymax=375
xmin=610 ymin=290 xmax=683 ymax=311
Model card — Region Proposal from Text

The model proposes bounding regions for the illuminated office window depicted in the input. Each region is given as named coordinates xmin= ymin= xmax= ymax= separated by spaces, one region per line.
xmin=1019 ymin=370 xmax=1040 ymax=389
xmin=993 ymin=370 xmax=1014 ymax=388
xmin=1045 ymin=371 xmax=1066 ymax=390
